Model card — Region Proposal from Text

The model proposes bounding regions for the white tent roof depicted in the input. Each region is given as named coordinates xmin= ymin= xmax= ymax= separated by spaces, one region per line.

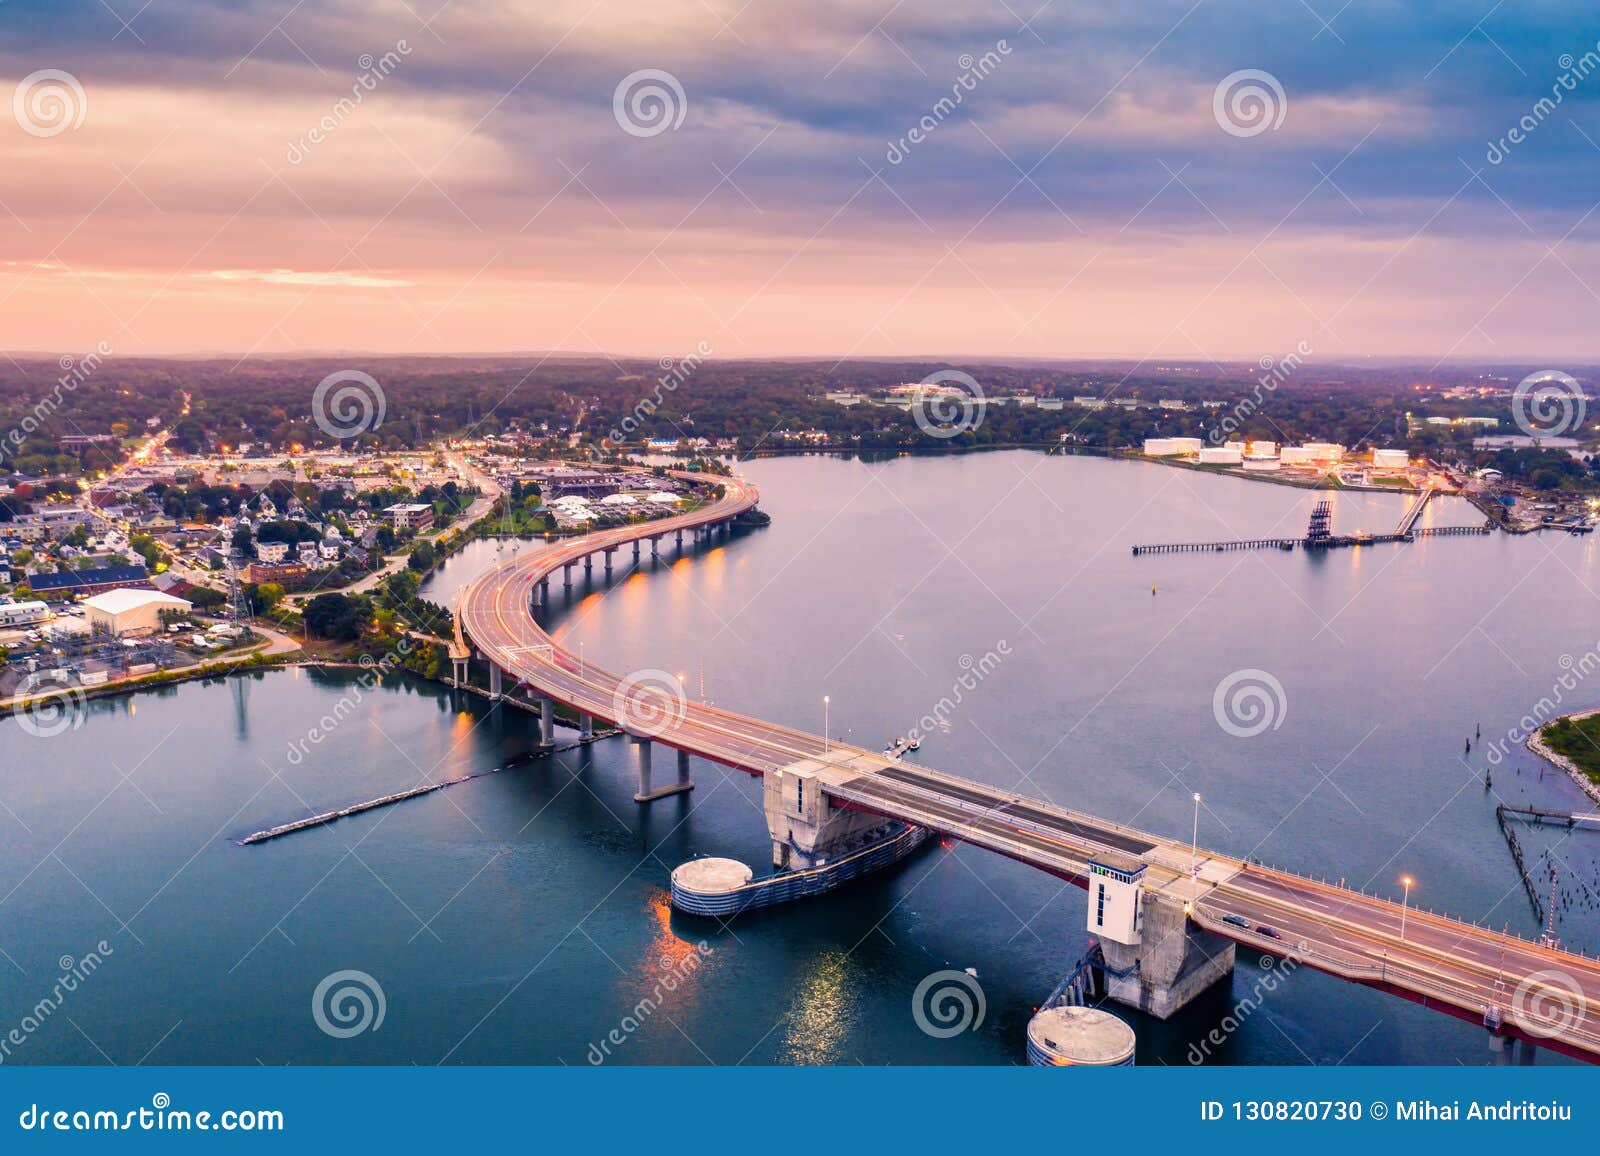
xmin=83 ymin=589 xmax=191 ymax=615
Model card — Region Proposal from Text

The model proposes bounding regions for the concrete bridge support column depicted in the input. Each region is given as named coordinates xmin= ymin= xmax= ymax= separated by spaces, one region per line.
xmin=633 ymin=540 xmax=641 ymax=562
xmin=451 ymin=656 xmax=469 ymax=688
xmin=764 ymin=763 xmax=891 ymax=871
xmin=1098 ymin=891 xmax=1235 ymax=1020
xmin=489 ymin=664 xmax=503 ymax=701
xmin=631 ymin=735 xmax=693 ymax=802
xmin=580 ymin=713 xmax=594 ymax=739
xmin=675 ymin=529 xmax=683 ymax=548
xmin=676 ymin=749 xmax=693 ymax=791
xmin=650 ymin=537 xmax=659 ymax=559
xmin=538 ymin=697 xmax=555 ymax=747
xmin=539 ymin=577 xmax=549 ymax=603
xmin=583 ymin=555 xmax=592 ymax=577
xmin=604 ymin=548 xmax=614 ymax=577
xmin=563 ymin=563 xmax=573 ymax=590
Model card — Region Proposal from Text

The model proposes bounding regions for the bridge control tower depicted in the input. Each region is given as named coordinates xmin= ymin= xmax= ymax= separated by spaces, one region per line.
xmin=1088 ymin=851 xmax=1237 ymax=1019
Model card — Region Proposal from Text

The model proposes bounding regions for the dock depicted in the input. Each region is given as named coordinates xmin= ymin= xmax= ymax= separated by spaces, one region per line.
xmin=1498 ymin=804 xmax=1600 ymax=831
xmin=1132 ymin=489 xmax=1493 ymax=556
xmin=238 ymin=728 xmax=619 ymax=845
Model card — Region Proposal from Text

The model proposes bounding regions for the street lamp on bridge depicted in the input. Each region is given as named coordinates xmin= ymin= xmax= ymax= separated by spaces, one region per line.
xmin=1400 ymin=875 xmax=1414 ymax=941
xmin=1190 ymin=792 xmax=1201 ymax=879
xmin=823 ymin=695 xmax=830 ymax=755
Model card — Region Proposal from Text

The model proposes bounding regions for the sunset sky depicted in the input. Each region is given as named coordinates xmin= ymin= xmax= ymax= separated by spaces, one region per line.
xmin=4 ymin=1 xmax=1599 ymax=362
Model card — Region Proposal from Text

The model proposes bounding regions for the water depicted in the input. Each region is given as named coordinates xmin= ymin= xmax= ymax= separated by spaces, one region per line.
xmin=3 ymin=450 xmax=1598 ymax=1066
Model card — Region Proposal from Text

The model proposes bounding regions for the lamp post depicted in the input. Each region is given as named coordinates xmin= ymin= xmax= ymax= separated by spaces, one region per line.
xmin=823 ymin=695 xmax=830 ymax=755
xmin=1190 ymin=792 xmax=1202 ymax=879
xmin=1400 ymin=875 xmax=1414 ymax=941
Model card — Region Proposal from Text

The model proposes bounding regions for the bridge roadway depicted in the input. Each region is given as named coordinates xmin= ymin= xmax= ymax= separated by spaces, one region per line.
xmin=457 ymin=470 xmax=1600 ymax=1061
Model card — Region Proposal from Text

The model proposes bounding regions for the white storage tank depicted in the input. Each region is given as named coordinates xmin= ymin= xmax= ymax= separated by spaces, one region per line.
xmin=1199 ymin=447 xmax=1243 ymax=465
xmin=1372 ymin=448 xmax=1409 ymax=468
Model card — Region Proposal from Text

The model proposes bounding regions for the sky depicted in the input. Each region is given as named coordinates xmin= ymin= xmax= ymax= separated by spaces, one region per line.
xmin=2 ymin=0 xmax=1599 ymax=364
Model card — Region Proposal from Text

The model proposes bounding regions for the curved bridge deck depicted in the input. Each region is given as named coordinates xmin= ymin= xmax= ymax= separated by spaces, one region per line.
xmin=457 ymin=469 xmax=1600 ymax=1062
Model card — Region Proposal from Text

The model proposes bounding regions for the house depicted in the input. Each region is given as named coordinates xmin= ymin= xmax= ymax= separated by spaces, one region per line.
xmin=255 ymin=540 xmax=290 ymax=564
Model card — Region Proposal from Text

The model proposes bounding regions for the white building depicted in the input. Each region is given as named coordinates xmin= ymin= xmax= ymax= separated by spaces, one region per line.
xmin=83 ymin=589 xmax=192 ymax=637
xmin=255 ymin=540 xmax=290 ymax=564
xmin=1087 ymin=855 xmax=1144 ymax=945
xmin=0 ymin=601 xmax=49 ymax=627
xmin=1372 ymin=448 xmax=1409 ymax=469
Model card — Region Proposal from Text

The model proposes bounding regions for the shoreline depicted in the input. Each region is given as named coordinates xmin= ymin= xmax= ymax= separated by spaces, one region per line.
xmin=1526 ymin=710 xmax=1600 ymax=809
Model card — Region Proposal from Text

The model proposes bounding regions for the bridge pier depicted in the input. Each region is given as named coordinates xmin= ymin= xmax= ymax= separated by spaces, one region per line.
xmin=580 ymin=713 xmax=594 ymax=739
xmin=451 ymin=655 xmax=469 ymax=688
xmin=488 ymin=664 xmax=504 ymax=701
xmin=563 ymin=563 xmax=573 ymax=590
xmin=675 ymin=529 xmax=683 ymax=548
xmin=538 ymin=697 xmax=555 ymax=747
xmin=604 ymin=548 xmax=615 ymax=577
xmin=633 ymin=540 xmax=641 ymax=562
xmin=1089 ymin=859 xmax=1235 ymax=1020
xmin=583 ymin=555 xmax=592 ymax=577
xmin=650 ymin=537 xmax=659 ymax=559
xmin=764 ymin=761 xmax=893 ymax=870
xmin=630 ymin=735 xmax=693 ymax=802
xmin=539 ymin=577 xmax=549 ymax=603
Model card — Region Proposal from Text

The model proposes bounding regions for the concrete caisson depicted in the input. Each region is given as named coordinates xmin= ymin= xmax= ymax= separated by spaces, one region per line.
xmin=1026 ymin=1006 xmax=1136 ymax=1066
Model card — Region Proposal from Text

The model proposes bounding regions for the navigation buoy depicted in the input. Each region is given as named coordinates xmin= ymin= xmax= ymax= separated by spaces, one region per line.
xmin=1151 ymin=586 xmax=1158 ymax=596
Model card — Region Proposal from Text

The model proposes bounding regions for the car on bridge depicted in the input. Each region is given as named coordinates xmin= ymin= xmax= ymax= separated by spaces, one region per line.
xmin=1221 ymin=914 xmax=1250 ymax=930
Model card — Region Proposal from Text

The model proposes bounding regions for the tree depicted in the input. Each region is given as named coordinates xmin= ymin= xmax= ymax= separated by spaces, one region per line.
xmin=249 ymin=582 xmax=285 ymax=613
xmin=303 ymin=592 xmax=369 ymax=642
xmin=407 ymin=540 xmax=436 ymax=572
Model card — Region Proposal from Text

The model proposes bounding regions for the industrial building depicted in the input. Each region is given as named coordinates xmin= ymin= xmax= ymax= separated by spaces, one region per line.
xmin=1372 ymin=448 xmax=1410 ymax=468
xmin=83 ymin=589 xmax=193 ymax=636
xmin=26 ymin=564 xmax=153 ymax=599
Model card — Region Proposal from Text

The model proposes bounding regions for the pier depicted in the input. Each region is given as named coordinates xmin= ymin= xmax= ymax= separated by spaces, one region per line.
xmin=1133 ymin=489 xmax=1493 ymax=556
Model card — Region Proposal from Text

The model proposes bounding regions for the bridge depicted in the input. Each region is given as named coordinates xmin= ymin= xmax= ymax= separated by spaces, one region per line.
xmin=456 ymin=470 xmax=1600 ymax=1062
